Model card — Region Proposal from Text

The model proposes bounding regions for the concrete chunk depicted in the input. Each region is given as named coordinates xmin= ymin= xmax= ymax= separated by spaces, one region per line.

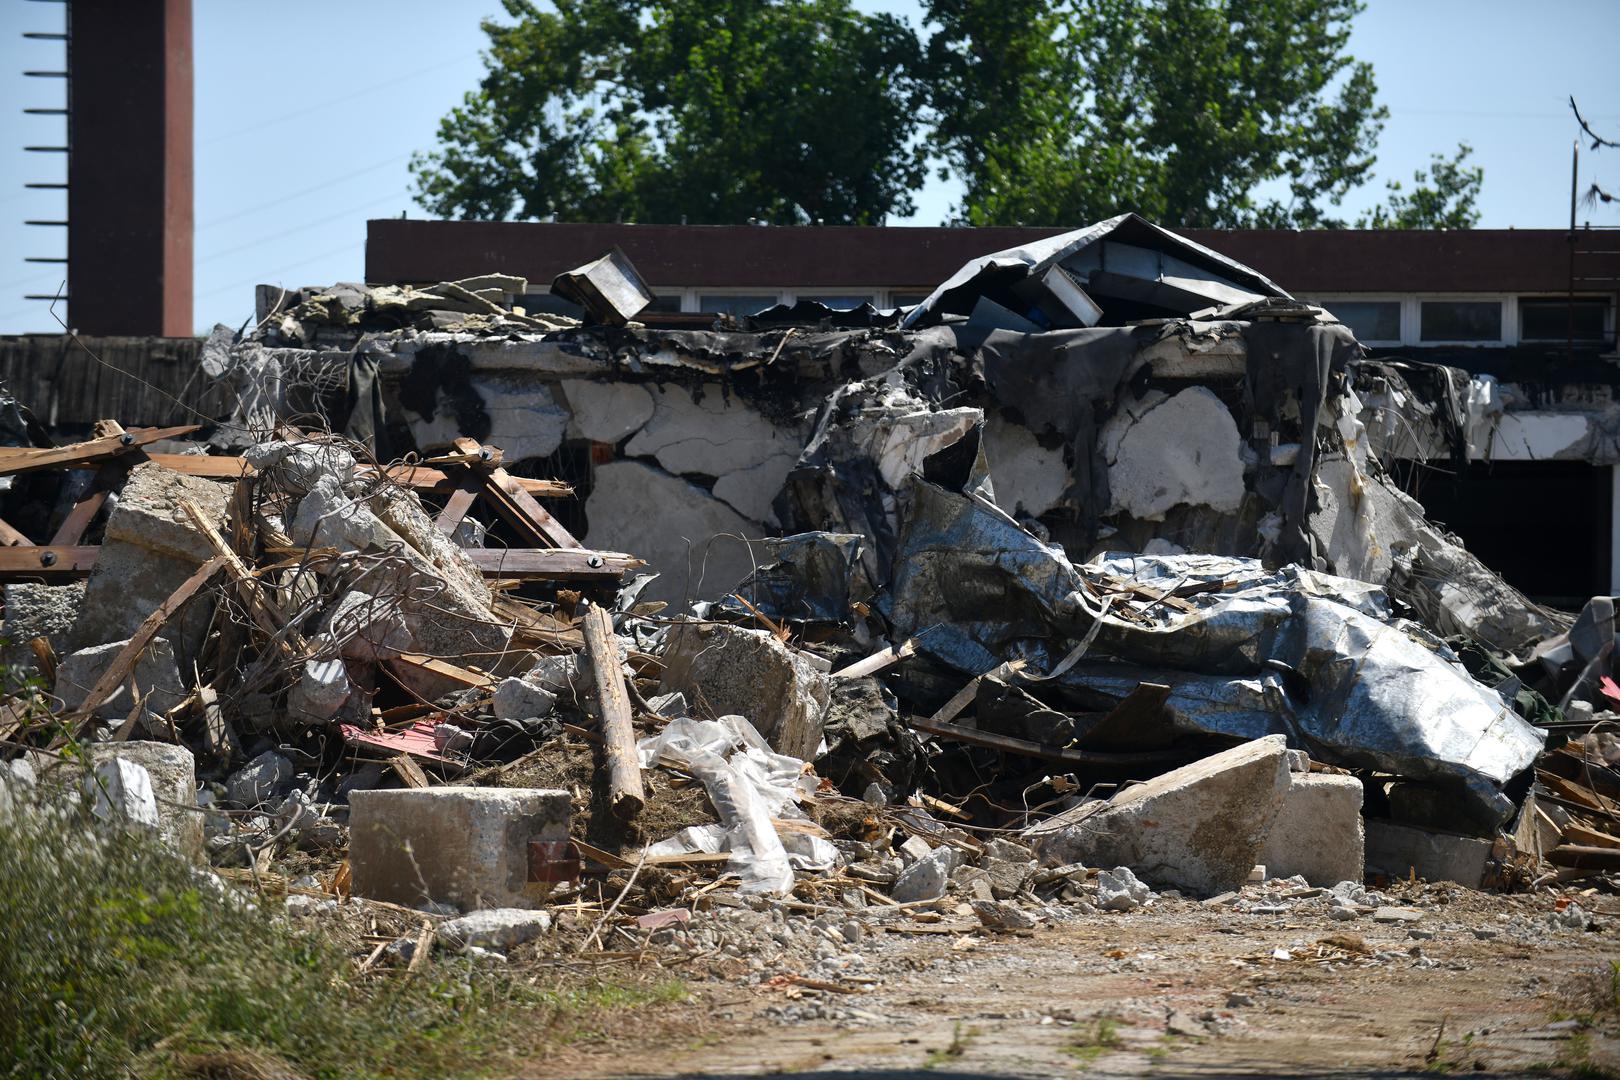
xmin=891 ymin=845 xmax=958 ymax=903
xmin=226 ymin=750 xmax=294 ymax=808
xmin=438 ymin=908 xmax=553 ymax=951
xmin=657 ymin=621 xmax=829 ymax=760
xmin=28 ymin=741 xmax=201 ymax=858
xmin=86 ymin=758 xmax=160 ymax=830
xmin=1025 ymin=735 xmax=1291 ymax=896
xmin=348 ymin=787 xmax=571 ymax=910
xmin=493 ymin=674 xmax=557 ymax=722
xmin=69 ymin=462 xmax=229 ymax=667
xmin=1259 ymin=773 xmax=1365 ymax=887
xmin=54 ymin=635 xmax=187 ymax=719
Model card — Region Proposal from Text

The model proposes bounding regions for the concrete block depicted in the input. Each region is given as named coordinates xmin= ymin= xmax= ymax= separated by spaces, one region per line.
xmin=493 ymin=674 xmax=557 ymax=721
xmin=86 ymin=758 xmax=160 ymax=830
xmin=30 ymin=741 xmax=202 ymax=859
xmin=1025 ymin=735 xmax=1290 ymax=896
xmin=563 ymin=380 xmax=656 ymax=444
xmin=438 ymin=908 xmax=553 ymax=951
xmin=1258 ymin=773 xmax=1364 ymax=886
xmin=658 ymin=621 xmax=830 ymax=760
xmin=348 ymin=786 xmax=571 ymax=910
xmin=1364 ymin=819 xmax=1491 ymax=887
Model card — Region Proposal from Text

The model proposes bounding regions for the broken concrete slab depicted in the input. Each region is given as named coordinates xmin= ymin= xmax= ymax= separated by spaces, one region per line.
xmin=320 ymin=590 xmax=413 ymax=662
xmin=492 ymin=673 xmax=558 ymax=721
xmin=68 ymin=462 xmax=230 ymax=666
xmin=1258 ymin=772 xmax=1365 ymax=887
xmin=623 ymin=384 xmax=797 ymax=485
xmin=1 ymin=581 xmax=84 ymax=677
xmin=584 ymin=460 xmax=766 ymax=606
xmin=562 ymin=379 xmax=656 ymax=444
xmin=658 ymin=620 xmax=830 ymax=760
xmin=28 ymin=741 xmax=203 ymax=858
xmin=1099 ymin=386 xmax=1245 ymax=521
xmin=891 ymin=845 xmax=959 ymax=903
xmin=1364 ymin=818 xmax=1491 ymax=887
xmin=287 ymin=656 xmax=352 ymax=722
xmin=1025 ymin=735 xmax=1291 ymax=896
xmin=54 ymin=635 xmax=187 ymax=720
xmin=407 ymin=375 xmax=569 ymax=462
xmin=348 ymin=787 xmax=571 ymax=910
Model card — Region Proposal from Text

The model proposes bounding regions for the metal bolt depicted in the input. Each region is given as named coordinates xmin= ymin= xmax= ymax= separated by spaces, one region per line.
xmin=119 ymin=433 xmax=134 ymax=446
xmin=586 ymin=555 xmax=604 ymax=569
xmin=39 ymin=550 xmax=56 ymax=567
xmin=478 ymin=448 xmax=493 ymax=461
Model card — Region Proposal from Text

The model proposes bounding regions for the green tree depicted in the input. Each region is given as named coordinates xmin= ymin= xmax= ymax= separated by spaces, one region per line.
xmin=410 ymin=0 xmax=927 ymax=225
xmin=1356 ymin=143 xmax=1483 ymax=229
xmin=926 ymin=0 xmax=1388 ymax=228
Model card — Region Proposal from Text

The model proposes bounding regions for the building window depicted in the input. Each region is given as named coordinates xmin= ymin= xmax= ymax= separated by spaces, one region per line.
xmin=796 ymin=294 xmax=876 ymax=310
xmin=1519 ymin=298 xmax=1610 ymax=342
xmin=641 ymin=294 xmax=683 ymax=313
xmin=1325 ymin=300 xmax=1401 ymax=342
xmin=697 ymin=294 xmax=778 ymax=316
xmin=1420 ymin=300 xmax=1502 ymax=343
xmin=890 ymin=292 xmax=931 ymax=308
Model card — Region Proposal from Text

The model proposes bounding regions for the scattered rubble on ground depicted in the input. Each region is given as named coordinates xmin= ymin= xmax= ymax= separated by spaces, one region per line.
xmin=1 ymin=216 xmax=1617 ymax=1018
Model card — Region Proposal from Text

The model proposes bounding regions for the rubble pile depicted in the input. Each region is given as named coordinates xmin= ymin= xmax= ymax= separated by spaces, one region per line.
xmin=1 ymin=214 xmax=1616 ymax=977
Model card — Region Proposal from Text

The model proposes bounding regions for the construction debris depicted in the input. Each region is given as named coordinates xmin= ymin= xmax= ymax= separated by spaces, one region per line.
xmin=3 ymin=215 xmax=1618 ymax=995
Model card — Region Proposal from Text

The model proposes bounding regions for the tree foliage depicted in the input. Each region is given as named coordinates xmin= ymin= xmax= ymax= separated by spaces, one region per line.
xmin=414 ymin=0 xmax=1481 ymax=230
xmin=411 ymin=0 xmax=926 ymax=225
xmin=1355 ymin=143 xmax=1483 ymax=230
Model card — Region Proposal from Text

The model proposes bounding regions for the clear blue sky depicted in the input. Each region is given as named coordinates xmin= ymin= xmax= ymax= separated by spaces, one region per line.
xmin=1 ymin=0 xmax=1617 ymax=335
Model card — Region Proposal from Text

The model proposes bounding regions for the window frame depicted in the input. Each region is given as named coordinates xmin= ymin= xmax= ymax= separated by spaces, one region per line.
xmin=1307 ymin=295 xmax=1406 ymax=345
xmin=1515 ymin=293 xmax=1614 ymax=344
xmin=1416 ymin=295 xmax=1508 ymax=346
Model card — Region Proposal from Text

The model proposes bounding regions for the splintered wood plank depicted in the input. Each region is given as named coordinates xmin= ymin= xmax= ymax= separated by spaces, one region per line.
xmin=49 ymin=459 xmax=133 ymax=545
xmin=0 ymin=423 xmax=200 ymax=477
xmin=141 ymin=453 xmax=572 ymax=497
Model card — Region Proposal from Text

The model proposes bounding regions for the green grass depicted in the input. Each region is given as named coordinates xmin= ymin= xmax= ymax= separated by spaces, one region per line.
xmin=1064 ymin=1015 xmax=1126 ymax=1066
xmin=923 ymin=1022 xmax=977 ymax=1069
xmin=0 ymin=799 xmax=684 ymax=1078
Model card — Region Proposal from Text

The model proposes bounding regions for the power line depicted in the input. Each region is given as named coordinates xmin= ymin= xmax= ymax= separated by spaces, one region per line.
xmin=200 ymin=51 xmax=482 ymax=147
xmin=199 ymin=154 xmax=413 ymax=228
xmin=197 ymin=189 xmax=412 ymax=266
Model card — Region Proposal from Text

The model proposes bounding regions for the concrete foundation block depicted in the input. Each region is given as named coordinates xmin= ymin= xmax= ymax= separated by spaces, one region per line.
xmin=27 ymin=741 xmax=202 ymax=859
xmin=348 ymin=786 xmax=571 ymax=910
xmin=1364 ymin=819 xmax=1491 ymax=887
xmin=1024 ymin=735 xmax=1290 ymax=896
xmin=1258 ymin=773 xmax=1365 ymax=886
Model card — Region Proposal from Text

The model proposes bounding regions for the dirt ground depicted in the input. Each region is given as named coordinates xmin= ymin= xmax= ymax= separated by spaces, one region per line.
xmin=530 ymin=891 xmax=1620 ymax=1079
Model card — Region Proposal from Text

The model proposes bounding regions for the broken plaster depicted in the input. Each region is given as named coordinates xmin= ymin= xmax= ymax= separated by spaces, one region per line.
xmin=1099 ymin=387 xmax=1245 ymax=521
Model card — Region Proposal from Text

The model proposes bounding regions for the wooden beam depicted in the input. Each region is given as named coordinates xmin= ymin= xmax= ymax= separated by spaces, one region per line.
xmin=580 ymin=601 xmax=645 ymax=821
xmin=904 ymin=713 xmax=1182 ymax=768
xmin=128 ymin=452 xmax=572 ymax=497
xmin=0 ymin=545 xmax=98 ymax=579
xmin=451 ymin=437 xmax=581 ymax=549
xmin=434 ymin=470 xmax=482 ymax=537
xmin=0 ymin=424 xmax=199 ymax=477
xmin=49 ymin=460 xmax=133 ymax=545
xmin=464 ymin=548 xmax=641 ymax=581
xmin=181 ymin=499 xmax=305 ymax=653
xmin=385 ymin=653 xmax=495 ymax=690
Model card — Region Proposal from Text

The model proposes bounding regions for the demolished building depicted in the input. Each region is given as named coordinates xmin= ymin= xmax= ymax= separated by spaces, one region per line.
xmin=1 ymin=214 xmax=1615 ymax=919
